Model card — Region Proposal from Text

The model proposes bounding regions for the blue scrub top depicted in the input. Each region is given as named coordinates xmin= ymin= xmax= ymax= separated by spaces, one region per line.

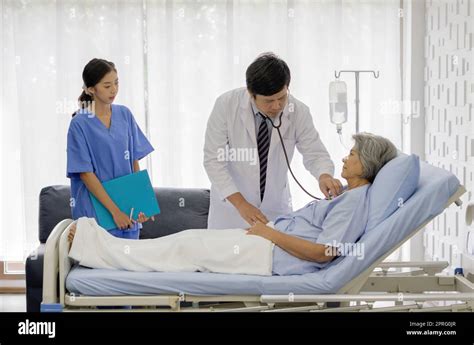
xmin=66 ymin=104 xmax=154 ymax=239
xmin=272 ymin=184 xmax=370 ymax=275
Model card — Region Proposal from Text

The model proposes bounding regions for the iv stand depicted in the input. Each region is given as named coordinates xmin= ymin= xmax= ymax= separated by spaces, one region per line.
xmin=335 ymin=70 xmax=379 ymax=133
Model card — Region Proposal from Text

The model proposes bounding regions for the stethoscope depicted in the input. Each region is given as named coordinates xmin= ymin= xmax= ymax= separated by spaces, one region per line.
xmin=252 ymin=101 xmax=322 ymax=201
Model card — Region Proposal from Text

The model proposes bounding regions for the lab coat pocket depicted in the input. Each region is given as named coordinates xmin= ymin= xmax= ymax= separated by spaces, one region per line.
xmin=278 ymin=137 xmax=296 ymax=158
xmin=279 ymin=138 xmax=296 ymax=158
xmin=281 ymin=137 xmax=296 ymax=147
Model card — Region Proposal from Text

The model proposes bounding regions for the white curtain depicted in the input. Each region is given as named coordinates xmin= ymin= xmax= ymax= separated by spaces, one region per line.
xmin=1 ymin=0 xmax=401 ymax=261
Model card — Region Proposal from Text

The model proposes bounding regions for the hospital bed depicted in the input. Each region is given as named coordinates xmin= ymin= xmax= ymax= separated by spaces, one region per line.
xmin=41 ymin=161 xmax=474 ymax=312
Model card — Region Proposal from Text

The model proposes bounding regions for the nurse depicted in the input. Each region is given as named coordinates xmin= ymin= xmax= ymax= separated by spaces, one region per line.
xmin=67 ymin=58 xmax=154 ymax=239
xmin=204 ymin=53 xmax=342 ymax=229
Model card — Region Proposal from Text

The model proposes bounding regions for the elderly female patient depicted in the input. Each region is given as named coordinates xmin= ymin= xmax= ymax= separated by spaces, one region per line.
xmin=68 ymin=133 xmax=397 ymax=276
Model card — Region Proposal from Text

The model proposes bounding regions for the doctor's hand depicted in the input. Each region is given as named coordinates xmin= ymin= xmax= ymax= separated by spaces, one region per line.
xmin=237 ymin=201 xmax=269 ymax=226
xmin=319 ymin=174 xmax=343 ymax=199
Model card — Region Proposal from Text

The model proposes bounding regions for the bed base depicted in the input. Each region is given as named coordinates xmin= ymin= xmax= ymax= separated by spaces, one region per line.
xmin=41 ymin=186 xmax=473 ymax=312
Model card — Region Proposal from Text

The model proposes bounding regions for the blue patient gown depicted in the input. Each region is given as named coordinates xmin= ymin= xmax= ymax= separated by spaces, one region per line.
xmin=272 ymin=184 xmax=370 ymax=275
xmin=66 ymin=104 xmax=154 ymax=239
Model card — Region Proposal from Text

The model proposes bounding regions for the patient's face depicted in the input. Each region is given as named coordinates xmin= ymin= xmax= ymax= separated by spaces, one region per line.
xmin=341 ymin=147 xmax=364 ymax=180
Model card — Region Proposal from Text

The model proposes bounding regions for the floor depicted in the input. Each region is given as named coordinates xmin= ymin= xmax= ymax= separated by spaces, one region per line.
xmin=0 ymin=294 xmax=26 ymax=312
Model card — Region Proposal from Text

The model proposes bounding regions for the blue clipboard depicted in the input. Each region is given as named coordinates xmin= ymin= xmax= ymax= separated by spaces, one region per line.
xmin=90 ymin=169 xmax=160 ymax=230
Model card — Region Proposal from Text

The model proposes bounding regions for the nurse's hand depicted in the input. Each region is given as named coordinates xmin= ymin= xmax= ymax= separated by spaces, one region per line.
xmin=319 ymin=174 xmax=343 ymax=199
xmin=237 ymin=201 xmax=269 ymax=226
xmin=112 ymin=210 xmax=135 ymax=230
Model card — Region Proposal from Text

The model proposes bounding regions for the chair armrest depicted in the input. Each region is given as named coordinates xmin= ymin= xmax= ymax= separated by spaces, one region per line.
xmin=26 ymin=245 xmax=45 ymax=289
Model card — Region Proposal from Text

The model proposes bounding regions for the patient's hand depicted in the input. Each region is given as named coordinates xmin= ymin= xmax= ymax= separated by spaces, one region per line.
xmin=246 ymin=221 xmax=274 ymax=241
xmin=137 ymin=212 xmax=155 ymax=224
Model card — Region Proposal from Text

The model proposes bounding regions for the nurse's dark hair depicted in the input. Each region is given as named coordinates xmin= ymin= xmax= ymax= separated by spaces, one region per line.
xmin=246 ymin=52 xmax=291 ymax=97
xmin=71 ymin=58 xmax=117 ymax=117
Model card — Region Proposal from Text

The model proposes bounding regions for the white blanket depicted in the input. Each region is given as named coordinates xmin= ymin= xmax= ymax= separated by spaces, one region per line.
xmin=68 ymin=217 xmax=274 ymax=276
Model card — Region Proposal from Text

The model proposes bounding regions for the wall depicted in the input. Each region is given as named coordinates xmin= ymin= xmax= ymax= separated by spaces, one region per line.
xmin=423 ymin=0 xmax=474 ymax=274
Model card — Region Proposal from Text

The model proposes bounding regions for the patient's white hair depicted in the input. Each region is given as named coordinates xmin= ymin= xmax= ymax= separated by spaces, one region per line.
xmin=352 ymin=132 xmax=398 ymax=183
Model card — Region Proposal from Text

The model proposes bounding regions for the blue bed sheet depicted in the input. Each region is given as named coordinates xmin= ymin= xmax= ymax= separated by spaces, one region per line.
xmin=66 ymin=161 xmax=460 ymax=296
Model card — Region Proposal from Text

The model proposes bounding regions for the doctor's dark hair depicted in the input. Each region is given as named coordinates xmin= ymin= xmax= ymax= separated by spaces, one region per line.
xmin=246 ymin=53 xmax=291 ymax=96
xmin=352 ymin=132 xmax=398 ymax=183
xmin=72 ymin=58 xmax=117 ymax=117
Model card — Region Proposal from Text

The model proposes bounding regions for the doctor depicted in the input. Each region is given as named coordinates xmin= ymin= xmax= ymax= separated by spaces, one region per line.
xmin=204 ymin=53 xmax=342 ymax=229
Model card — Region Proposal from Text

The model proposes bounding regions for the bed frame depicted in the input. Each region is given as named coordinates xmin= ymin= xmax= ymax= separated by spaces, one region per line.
xmin=41 ymin=186 xmax=474 ymax=312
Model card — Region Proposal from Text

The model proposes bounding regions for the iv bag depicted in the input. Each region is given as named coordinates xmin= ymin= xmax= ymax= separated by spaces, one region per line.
xmin=329 ymin=80 xmax=348 ymax=125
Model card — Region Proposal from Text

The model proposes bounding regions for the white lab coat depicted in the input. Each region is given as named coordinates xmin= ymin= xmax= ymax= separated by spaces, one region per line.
xmin=203 ymin=87 xmax=334 ymax=229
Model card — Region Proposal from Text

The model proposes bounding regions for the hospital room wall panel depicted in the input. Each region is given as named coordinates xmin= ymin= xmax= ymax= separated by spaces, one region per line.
xmin=424 ymin=0 xmax=474 ymax=275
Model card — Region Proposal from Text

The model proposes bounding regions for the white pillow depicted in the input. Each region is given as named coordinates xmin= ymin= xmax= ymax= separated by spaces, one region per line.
xmin=366 ymin=153 xmax=420 ymax=231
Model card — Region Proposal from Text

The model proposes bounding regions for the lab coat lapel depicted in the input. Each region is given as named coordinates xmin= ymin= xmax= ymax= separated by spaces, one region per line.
xmin=239 ymin=92 xmax=257 ymax=146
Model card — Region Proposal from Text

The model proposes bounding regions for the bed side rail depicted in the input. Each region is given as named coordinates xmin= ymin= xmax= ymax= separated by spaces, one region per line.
xmin=41 ymin=219 xmax=74 ymax=312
